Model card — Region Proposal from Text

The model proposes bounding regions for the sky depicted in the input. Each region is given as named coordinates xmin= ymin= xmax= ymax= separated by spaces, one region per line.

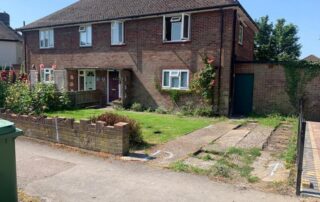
xmin=1 ymin=0 xmax=319 ymax=58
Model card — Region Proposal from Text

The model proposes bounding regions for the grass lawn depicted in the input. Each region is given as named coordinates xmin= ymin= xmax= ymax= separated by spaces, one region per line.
xmin=46 ymin=109 xmax=224 ymax=145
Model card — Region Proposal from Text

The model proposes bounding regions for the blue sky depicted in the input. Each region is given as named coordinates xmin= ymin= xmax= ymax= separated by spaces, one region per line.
xmin=1 ymin=0 xmax=319 ymax=58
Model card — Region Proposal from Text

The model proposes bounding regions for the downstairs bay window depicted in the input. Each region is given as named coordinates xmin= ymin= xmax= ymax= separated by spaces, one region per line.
xmin=163 ymin=13 xmax=191 ymax=42
xmin=162 ymin=69 xmax=189 ymax=90
xmin=78 ymin=70 xmax=96 ymax=91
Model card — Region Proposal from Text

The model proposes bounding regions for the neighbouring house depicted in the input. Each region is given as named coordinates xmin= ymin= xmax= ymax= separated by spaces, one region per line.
xmin=0 ymin=12 xmax=23 ymax=70
xmin=19 ymin=0 xmax=258 ymax=115
xmin=303 ymin=55 xmax=320 ymax=63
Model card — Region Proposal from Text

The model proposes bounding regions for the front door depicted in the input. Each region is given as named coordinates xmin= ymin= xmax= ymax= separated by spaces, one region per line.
xmin=108 ymin=71 xmax=120 ymax=103
xmin=233 ymin=74 xmax=254 ymax=116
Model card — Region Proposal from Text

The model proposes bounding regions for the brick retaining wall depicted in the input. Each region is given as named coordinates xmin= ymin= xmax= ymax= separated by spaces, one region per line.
xmin=0 ymin=111 xmax=129 ymax=155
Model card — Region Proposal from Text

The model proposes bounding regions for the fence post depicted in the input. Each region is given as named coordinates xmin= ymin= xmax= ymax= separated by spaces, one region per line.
xmin=296 ymin=120 xmax=306 ymax=195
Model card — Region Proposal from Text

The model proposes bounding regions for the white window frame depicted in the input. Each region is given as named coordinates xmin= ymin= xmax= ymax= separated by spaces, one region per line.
xmin=79 ymin=25 xmax=92 ymax=47
xmin=111 ymin=21 xmax=125 ymax=45
xmin=78 ymin=69 xmax=96 ymax=91
xmin=239 ymin=24 xmax=244 ymax=45
xmin=162 ymin=69 xmax=189 ymax=90
xmin=163 ymin=13 xmax=191 ymax=42
xmin=39 ymin=29 xmax=54 ymax=49
xmin=41 ymin=68 xmax=54 ymax=83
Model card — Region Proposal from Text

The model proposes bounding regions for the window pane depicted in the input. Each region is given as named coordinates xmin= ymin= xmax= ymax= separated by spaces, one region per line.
xmin=181 ymin=72 xmax=188 ymax=88
xmin=171 ymin=77 xmax=179 ymax=88
xmin=79 ymin=76 xmax=85 ymax=91
xmin=118 ymin=23 xmax=123 ymax=43
xmin=80 ymin=32 xmax=86 ymax=46
xmin=165 ymin=17 xmax=172 ymax=41
xmin=87 ymin=26 xmax=92 ymax=45
xmin=183 ymin=15 xmax=189 ymax=39
xmin=171 ymin=22 xmax=181 ymax=41
xmin=111 ymin=22 xmax=121 ymax=45
xmin=163 ymin=72 xmax=169 ymax=86
xmin=49 ymin=30 xmax=54 ymax=47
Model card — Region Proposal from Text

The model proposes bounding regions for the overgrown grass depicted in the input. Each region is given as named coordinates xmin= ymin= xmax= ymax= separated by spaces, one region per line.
xmin=281 ymin=118 xmax=299 ymax=168
xmin=171 ymin=147 xmax=261 ymax=183
xmin=236 ymin=114 xmax=297 ymax=128
xmin=46 ymin=109 xmax=223 ymax=145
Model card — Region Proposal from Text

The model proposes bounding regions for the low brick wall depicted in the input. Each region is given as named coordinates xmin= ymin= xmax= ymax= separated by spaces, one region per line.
xmin=0 ymin=111 xmax=129 ymax=155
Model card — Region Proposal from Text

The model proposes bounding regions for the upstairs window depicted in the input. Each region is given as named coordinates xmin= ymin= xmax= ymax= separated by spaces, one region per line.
xmin=162 ymin=69 xmax=189 ymax=90
xmin=111 ymin=21 xmax=124 ymax=45
xmin=41 ymin=68 xmax=54 ymax=83
xmin=39 ymin=29 xmax=54 ymax=49
xmin=239 ymin=24 xmax=244 ymax=45
xmin=79 ymin=25 xmax=92 ymax=47
xmin=163 ymin=14 xmax=190 ymax=42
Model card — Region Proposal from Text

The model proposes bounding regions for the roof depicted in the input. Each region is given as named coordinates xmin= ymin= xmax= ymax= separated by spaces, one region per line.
xmin=0 ymin=21 xmax=22 ymax=41
xmin=19 ymin=0 xmax=249 ymax=31
xmin=303 ymin=55 xmax=320 ymax=63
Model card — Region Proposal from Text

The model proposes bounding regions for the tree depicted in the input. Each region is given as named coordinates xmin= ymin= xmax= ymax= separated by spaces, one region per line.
xmin=254 ymin=16 xmax=274 ymax=61
xmin=254 ymin=16 xmax=301 ymax=62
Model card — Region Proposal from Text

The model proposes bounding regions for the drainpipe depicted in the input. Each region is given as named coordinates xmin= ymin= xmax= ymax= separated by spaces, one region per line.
xmin=217 ymin=9 xmax=224 ymax=115
xmin=228 ymin=9 xmax=237 ymax=117
xmin=23 ymin=32 xmax=27 ymax=74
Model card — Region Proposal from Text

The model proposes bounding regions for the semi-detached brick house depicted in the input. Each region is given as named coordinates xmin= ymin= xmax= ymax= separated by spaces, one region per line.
xmin=19 ymin=0 xmax=258 ymax=116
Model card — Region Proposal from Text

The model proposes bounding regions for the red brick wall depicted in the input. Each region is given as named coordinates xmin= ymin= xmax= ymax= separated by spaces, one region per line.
xmin=24 ymin=9 xmax=253 ymax=114
xmin=235 ymin=20 xmax=255 ymax=61
xmin=236 ymin=63 xmax=320 ymax=121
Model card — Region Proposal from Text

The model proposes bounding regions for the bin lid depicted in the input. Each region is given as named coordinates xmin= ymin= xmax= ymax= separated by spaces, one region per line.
xmin=0 ymin=119 xmax=16 ymax=136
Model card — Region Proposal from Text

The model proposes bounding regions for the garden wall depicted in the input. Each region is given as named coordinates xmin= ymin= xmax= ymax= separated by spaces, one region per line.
xmin=0 ymin=111 xmax=130 ymax=155
xmin=236 ymin=63 xmax=320 ymax=121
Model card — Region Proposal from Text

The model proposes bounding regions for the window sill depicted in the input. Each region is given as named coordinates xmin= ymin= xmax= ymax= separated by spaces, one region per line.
xmin=39 ymin=47 xmax=54 ymax=50
xmin=111 ymin=43 xmax=126 ymax=47
xmin=80 ymin=45 xmax=92 ymax=48
xmin=163 ymin=40 xmax=191 ymax=44
xmin=162 ymin=87 xmax=190 ymax=91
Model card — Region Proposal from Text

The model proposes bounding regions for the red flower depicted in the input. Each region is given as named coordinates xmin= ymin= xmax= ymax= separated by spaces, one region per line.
xmin=52 ymin=64 xmax=57 ymax=70
xmin=207 ymin=57 xmax=215 ymax=65
xmin=40 ymin=64 xmax=45 ymax=69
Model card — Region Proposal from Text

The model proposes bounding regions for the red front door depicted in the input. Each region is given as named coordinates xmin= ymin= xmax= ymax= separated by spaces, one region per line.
xmin=108 ymin=71 xmax=120 ymax=103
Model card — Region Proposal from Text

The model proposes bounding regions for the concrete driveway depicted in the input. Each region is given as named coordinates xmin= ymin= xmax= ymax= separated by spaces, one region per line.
xmin=16 ymin=137 xmax=299 ymax=202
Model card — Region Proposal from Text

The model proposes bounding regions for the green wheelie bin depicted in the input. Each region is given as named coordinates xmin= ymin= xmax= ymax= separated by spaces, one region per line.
xmin=0 ymin=119 xmax=23 ymax=202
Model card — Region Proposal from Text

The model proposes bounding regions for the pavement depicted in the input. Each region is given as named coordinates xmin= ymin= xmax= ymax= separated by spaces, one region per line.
xmin=301 ymin=121 xmax=320 ymax=196
xmin=16 ymin=137 xmax=299 ymax=202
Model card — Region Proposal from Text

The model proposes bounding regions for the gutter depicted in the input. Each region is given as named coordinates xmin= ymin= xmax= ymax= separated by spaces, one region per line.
xmin=228 ymin=9 xmax=238 ymax=117
xmin=18 ymin=3 xmax=250 ymax=32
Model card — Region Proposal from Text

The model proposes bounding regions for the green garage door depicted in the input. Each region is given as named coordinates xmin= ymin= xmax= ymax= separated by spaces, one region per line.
xmin=233 ymin=74 xmax=254 ymax=116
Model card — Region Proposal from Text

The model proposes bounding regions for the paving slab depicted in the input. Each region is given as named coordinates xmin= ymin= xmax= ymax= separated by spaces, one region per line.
xmin=183 ymin=157 xmax=216 ymax=170
xmin=148 ymin=122 xmax=238 ymax=167
xmin=236 ymin=125 xmax=274 ymax=149
xmin=203 ymin=129 xmax=250 ymax=154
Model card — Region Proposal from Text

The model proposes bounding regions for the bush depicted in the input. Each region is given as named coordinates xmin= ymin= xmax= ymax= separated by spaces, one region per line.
xmin=194 ymin=106 xmax=213 ymax=117
xmin=5 ymin=82 xmax=33 ymax=113
xmin=155 ymin=107 xmax=168 ymax=114
xmin=0 ymin=81 xmax=8 ymax=108
xmin=91 ymin=112 xmax=143 ymax=146
xmin=5 ymin=82 xmax=70 ymax=114
xmin=130 ymin=102 xmax=143 ymax=112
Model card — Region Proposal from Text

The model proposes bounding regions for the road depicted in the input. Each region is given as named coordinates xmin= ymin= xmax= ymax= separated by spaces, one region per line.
xmin=16 ymin=137 xmax=299 ymax=202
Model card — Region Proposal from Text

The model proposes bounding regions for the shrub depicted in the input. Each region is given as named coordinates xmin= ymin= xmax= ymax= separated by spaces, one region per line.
xmin=155 ymin=107 xmax=168 ymax=114
xmin=130 ymin=102 xmax=143 ymax=112
xmin=91 ymin=112 xmax=143 ymax=146
xmin=194 ymin=106 xmax=213 ymax=117
xmin=180 ymin=101 xmax=194 ymax=116
xmin=5 ymin=82 xmax=33 ymax=114
xmin=0 ymin=81 xmax=8 ymax=108
xmin=5 ymin=82 xmax=70 ymax=114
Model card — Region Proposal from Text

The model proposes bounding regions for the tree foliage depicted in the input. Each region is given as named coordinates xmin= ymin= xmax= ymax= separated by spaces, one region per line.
xmin=254 ymin=16 xmax=301 ymax=62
